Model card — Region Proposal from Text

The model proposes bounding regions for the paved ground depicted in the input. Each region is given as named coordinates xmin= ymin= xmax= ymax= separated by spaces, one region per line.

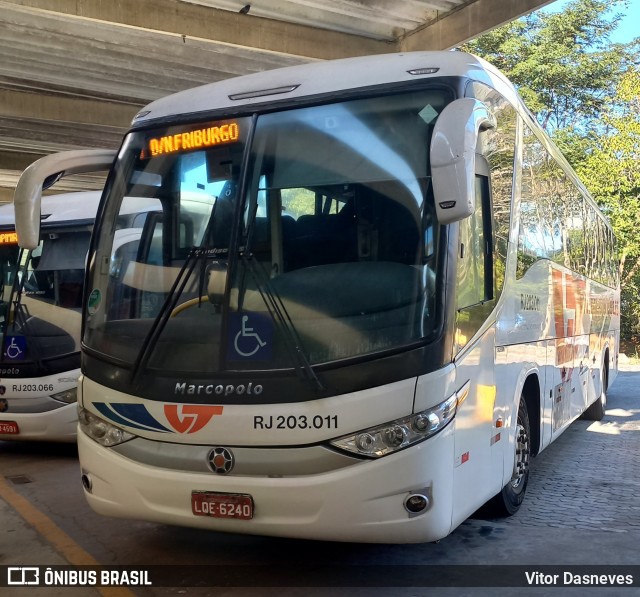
xmin=0 ymin=364 xmax=639 ymax=596
xmin=498 ymin=364 xmax=640 ymax=536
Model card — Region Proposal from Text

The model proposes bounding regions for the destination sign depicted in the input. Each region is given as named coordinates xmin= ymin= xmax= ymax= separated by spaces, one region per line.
xmin=147 ymin=122 xmax=240 ymax=157
xmin=0 ymin=231 xmax=18 ymax=244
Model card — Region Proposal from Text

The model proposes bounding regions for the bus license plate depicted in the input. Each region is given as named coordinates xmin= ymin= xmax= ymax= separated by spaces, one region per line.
xmin=0 ymin=421 xmax=19 ymax=435
xmin=191 ymin=492 xmax=253 ymax=520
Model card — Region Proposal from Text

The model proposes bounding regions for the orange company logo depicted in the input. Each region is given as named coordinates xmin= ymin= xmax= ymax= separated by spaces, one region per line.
xmin=164 ymin=404 xmax=224 ymax=434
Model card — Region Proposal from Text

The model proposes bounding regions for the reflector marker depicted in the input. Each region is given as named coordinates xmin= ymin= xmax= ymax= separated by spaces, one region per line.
xmin=455 ymin=451 xmax=471 ymax=467
xmin=456 ymin=381 xmax=471 ymax=407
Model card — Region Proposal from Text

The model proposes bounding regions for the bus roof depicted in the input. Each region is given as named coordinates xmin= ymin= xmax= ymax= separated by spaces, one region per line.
xmin=0 ymin=191 xmax=103 ymax=229
xmin=132 ymin=51 xmax=519 ymax=126
xmin=0 ymin=192 xmax=163 ymax=231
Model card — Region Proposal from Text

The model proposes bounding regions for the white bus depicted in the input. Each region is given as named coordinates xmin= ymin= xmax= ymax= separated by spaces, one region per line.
xmin=0 ymin=192 xmax=101 ymax=441
xmin=13 ymin=51 xmax=619 ymax=542
xmin=0 ymin=192 xmax=155 ymax=442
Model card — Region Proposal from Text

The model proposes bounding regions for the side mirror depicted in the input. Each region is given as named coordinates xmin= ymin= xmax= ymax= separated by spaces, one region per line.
xmin=14 ymin=149 xmax=116 ymax=249
xmin=430 ymin=98 xmax=495 ymax=224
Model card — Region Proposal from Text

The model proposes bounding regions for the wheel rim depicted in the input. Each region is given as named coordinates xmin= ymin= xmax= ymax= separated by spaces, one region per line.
xmin=510 ymin=422 xmax=530 ymax=489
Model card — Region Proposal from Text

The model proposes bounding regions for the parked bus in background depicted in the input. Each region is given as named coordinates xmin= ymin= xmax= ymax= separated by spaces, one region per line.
xmin=0 ymin=192 xmax=153 ymax=442
xmin=12 ymin=52 xmax=619 ymax=541
xmin=0 ymin=192 xmax=101 ymax=441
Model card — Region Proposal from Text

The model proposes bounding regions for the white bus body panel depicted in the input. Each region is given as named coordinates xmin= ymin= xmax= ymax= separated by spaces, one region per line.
xmin=79 ymin=372 xmax=463 ymax=543
xmin=79 ymin=427 xmax=455 ymax=544
xmin=81 ymin=376 xmax=418 ymax=446
xmin=0 ymin=192 xmax=103 ymax=442
xmin=450 ymin=326 xmax=507 ymax=526
xmin=495 ymin=258 xmax=619 ymax=454
xmin=134 ymin=52 xmax=520 ymax=126
xmin=0 ymin=370 xmax=80 ymax=442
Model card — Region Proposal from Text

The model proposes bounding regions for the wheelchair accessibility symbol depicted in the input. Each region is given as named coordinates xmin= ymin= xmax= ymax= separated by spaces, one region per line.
xmin=229 ymin=313 xmax=272 ymax=360
xmin=4 ymin=336 xmax=27 ymax=360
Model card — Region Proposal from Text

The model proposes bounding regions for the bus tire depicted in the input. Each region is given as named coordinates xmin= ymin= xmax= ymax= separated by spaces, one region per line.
xmin=486 ymin=397 xmax=530 ymax=517
xmin=582 ymin=368 xmax=607 ymax=421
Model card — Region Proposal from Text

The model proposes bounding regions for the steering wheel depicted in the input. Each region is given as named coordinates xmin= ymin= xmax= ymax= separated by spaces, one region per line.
xmin=169 ymin=295 xmax=209 ymax=317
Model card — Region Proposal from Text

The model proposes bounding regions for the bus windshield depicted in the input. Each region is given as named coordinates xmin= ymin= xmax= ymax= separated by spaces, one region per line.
xmin=85 ymin=88 xmax=451 ymax=375
xmin=0 ymin=236 xmax=20 ymax=326
xmin=1 ymin=226 xmax=89 ymax=366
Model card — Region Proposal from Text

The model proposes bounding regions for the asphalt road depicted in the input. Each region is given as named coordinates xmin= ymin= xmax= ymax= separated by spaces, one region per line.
xmin=1 ymin=364 xmax=639 ymax=596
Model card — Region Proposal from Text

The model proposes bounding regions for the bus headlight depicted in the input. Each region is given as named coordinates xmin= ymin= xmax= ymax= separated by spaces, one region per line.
xmin=78 ymin=407 xmax=135 ymax=447
xmin=330 ymin=394 xmax=457 ymax=458
xmin=51 ymin=388 xmax=77 ymax=404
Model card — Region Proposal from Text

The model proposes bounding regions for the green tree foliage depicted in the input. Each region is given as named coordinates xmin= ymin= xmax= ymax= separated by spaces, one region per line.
xmin=464 ymin=0 xmax=635 ymax=130
xmin=463 ymin=0 xmax=640 ymax=343
xmin=575 ymin=69 xmax=640 ymax=339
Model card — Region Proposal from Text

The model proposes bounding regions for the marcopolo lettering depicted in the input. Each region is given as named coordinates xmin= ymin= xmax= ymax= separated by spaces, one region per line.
xmin=175 ymin=382 xmax=263 ymax=396
xmin=520 ymin=293 xmax=540 ymax=311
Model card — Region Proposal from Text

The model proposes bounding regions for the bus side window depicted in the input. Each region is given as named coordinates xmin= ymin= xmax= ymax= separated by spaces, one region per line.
xmin=465 ymin=81 xmax=515 ymax=299
xmin=455 ymin=157 xmax=493 ymax=352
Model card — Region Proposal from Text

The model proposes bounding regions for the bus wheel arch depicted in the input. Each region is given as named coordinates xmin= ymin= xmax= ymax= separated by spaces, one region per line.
xmin=521 ymin=374 xmax=541 ymax=458
xmin=582 ymin=349 xmax=609 ymax=421
xmin=485 ymin=373 xmax=539 ymax=516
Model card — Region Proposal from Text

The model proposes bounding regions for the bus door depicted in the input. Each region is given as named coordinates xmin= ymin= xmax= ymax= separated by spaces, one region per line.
xmin=451 ymin=161 xmax=504 ymax=520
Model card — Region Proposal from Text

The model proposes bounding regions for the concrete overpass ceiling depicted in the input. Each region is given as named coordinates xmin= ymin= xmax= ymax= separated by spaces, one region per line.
xmin=0 ymin=0 xmax=552 ymax=202
xmin=186 ymin=0 xmax=453 ymax=41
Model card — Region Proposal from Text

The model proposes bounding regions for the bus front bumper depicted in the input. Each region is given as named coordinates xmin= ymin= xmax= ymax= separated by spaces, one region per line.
xmin=0 ymin=402 xmax=77 ymax=442
xmin=78 ymin=425 xmax=455 ymax=544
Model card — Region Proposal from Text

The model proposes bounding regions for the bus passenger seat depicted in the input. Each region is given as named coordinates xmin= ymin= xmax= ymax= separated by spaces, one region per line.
xmin=289 ymin=214 xmax=357 ymax=270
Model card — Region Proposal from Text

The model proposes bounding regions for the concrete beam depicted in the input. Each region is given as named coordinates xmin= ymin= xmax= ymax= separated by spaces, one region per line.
xmin=0 ymin=187 xmax=14 ymax=204
xmin=0 ymin=171 xmax=108 ymax=204
xmin=399 ymin=0 xmax=553 ymax=50
xmin=6 ymin=0 xmax=391 ymax=60
xmin=0 ymin=92 xmax=129 ymax=169
xmin=0 ymin=119 xmax=125 ymax=154
xmin=0 ymin=90 xmax=139 ymax=128
xmin=1 ymin=2 xmax=316 ymax=104
xmin=0 ymin=150 xmax=45 ymax=171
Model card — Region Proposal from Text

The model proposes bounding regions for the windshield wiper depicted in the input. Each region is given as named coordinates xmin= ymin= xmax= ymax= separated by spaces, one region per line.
xmin=0 ymin=249 xmax=45 ymax=369
xmin=130 ymin=246 xmax=212 ymax=387
xmin=239 ymin=251 xmax=325 ymax=393
xmin=237 ymin=195 xmax=324 ymax=392
xmin=130 ymin=194 xmax=226 ymax=386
